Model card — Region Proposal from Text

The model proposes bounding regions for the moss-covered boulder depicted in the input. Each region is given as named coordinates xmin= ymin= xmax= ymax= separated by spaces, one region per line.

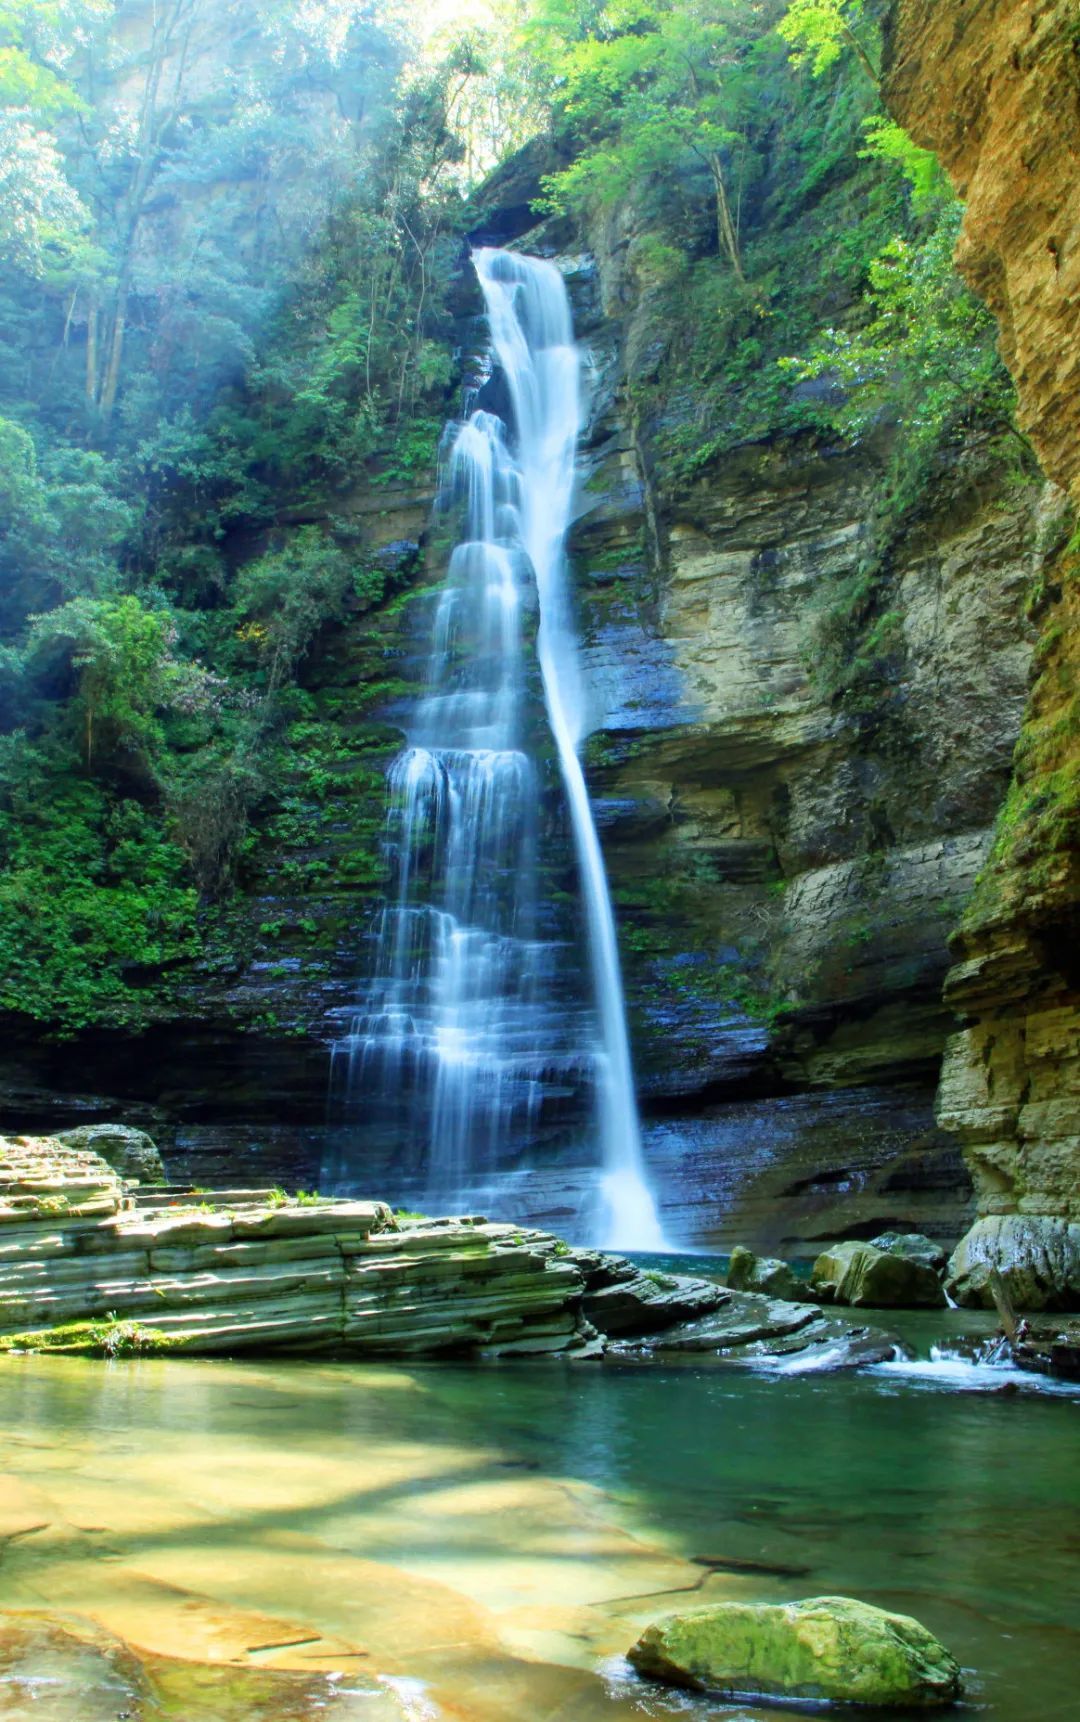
xmin=811 ymin=1239 xmax=945 ymax=1308
xmin=628 ymin=1596 xmax=963 ymax=1707
xmin=947 ymin=1214 xmax=1080 ymax=1311
xmin=726 ymin=1245 xmax=800 ymax=1301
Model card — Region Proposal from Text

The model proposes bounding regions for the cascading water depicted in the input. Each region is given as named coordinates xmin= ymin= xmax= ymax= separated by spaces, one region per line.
xmin=332 ymin=248 xmax=666 ymax=1249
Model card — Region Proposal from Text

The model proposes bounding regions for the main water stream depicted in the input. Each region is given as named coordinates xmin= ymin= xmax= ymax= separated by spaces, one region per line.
xmin=1 ymin=1325 xmax=1076 ymax=1721
xmin=332 ymin=250 xmax=664 ymax=1249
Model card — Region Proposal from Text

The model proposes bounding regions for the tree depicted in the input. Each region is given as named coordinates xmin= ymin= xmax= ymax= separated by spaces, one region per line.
xmin=777 ymin=0 xmax=879 ymax=84
xmin=534 ymin=1 xmax=775 ymax=279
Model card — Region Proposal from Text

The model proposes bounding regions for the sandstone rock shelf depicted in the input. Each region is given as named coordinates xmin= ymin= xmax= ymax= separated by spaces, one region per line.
xmin=0 ymin=1134 xmax=910 ymax=1366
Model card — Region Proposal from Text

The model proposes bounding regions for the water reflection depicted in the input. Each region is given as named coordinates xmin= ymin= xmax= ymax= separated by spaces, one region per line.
xmin=0 ymin=1353 xmax=1076 ymax=1720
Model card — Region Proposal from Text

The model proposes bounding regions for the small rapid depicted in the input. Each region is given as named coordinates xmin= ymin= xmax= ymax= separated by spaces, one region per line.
xmin=332 ymin=248 xmax=666 ymax=1248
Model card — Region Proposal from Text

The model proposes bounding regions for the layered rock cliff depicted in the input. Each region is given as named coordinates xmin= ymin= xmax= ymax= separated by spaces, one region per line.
xmin=885 ymin=1 xmax=1080 ymax=1231
xmin=559 ymin=222 xmax=1052 ymax=1249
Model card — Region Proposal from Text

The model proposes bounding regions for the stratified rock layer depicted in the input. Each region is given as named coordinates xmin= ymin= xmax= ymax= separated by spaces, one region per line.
xmin=0 ymin=1136 xmax=594 ymax=1359
xmin=885 ymin=0 xmax=1080 ymax=1272
xmin=0 ymin=1135 xmax=917 ymax=1364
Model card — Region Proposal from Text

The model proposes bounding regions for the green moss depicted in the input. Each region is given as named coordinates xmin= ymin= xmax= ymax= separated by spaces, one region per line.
xmin=0 ymin=1318 xmax=178 ymax=1357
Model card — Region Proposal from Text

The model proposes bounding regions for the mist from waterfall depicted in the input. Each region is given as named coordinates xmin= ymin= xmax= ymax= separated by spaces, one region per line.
xmin=332 ymin=248 xmax=666 ymax=1250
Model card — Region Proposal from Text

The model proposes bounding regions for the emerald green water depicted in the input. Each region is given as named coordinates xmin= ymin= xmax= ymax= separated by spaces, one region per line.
xmin=0 ymin=1345 xmax=1077 ymax=1719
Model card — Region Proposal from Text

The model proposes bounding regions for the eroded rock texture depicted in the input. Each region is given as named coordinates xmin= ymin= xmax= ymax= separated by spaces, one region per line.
xmin=885 ymin=1 xmax=1080 ymax=1239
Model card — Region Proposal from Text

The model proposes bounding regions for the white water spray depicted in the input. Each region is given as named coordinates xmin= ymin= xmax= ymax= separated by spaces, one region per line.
xmin=333 ymin=248 xmax=666 ymax=1249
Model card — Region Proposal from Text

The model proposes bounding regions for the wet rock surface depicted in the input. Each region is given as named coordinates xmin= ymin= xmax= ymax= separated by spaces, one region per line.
xmin=725 ymin=1244 xmax=800 ymax=1300
xmin=0 ymin=1612 xmax=395 ymax=1722
xmin=628 ymin=1596 xmax=963 ymax=1707
xmin=570 ymin=1248 xmax=728 ymax=1335
xmin=621 ymin=1289 xmax=906 ymax=1373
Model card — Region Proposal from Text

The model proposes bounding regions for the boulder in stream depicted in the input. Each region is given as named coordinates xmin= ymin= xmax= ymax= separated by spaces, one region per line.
xmin=811 ymin=1238 xmax=945 ymax=1308
xmin=628 ymin=1595 xmax=963 ymax=1708
xmin=947 ymin=1214 xmax=1080 ymax=1311
xmin=725 ymin=1244 xmax=800 ymax=1300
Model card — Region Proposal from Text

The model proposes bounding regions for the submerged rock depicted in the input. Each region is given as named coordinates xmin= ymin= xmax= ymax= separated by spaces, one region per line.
xmin=56 ymin=1123 xmax=166 ymax=1184
xmin=947 ymin=1214 xmax=1080 ymax=1311
xmin=726 ymin=1244 xmax=800 ymax=1301
xmin=0 ymin=1612 xmax=153 ymax=1722
xmin=0 ymin=1609 xmax=401 ymax=1721
xmin=812 ymin=1238 xmax=945 ymax=1308
xmin=628 ymin=1596 xmax=963 ymax=1707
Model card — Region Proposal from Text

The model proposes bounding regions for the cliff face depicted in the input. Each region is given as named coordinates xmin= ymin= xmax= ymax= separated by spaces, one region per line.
xmin=885 ymin=2 xmax=1080 ymax=509
xmin=560 ymin=234 xmax=1051 ymax=1249
xmin=885 ymin=0 xmax=1080 ymax=1225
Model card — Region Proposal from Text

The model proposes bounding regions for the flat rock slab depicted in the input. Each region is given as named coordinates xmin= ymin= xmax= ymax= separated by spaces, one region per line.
xmin=640 ymin=1292 xmax=822 ymax=1353
xmin=582 ymin=1268 xmax=728 ymax=1336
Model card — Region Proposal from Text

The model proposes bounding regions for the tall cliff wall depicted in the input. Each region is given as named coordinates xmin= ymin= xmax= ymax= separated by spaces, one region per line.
xmin=559 ymin=226 xmax=1051 ymax=1250
xmin=885 ymin=0 xmax=1080 ymax=1223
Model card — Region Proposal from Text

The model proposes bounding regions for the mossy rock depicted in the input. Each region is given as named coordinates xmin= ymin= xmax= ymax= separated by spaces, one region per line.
xmin=726 ymin=1245 xmax=799 ymax=1301
xmin=56 ymin=1125 xmax=165 ymax=1184
xmin=0 ymin=1320 xmax=177 ymax=1358
xmin=629 ymin=1596 xmax=963 ymax=1708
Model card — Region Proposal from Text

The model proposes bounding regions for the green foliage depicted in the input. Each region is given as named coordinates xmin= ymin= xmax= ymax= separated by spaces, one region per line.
xmin=0 ymin=765 xmax=199 ymax=1033
xmin=0 ymin=2 xmax=473 ymax=1035
xmin=534 ymin=1 xmax=768 ymax=275
xmin=231 ymin=529 xmax=364 ymax=695
xmin=858 ymin=116 xmax=943 ymax=212
xmin=781 ymin=205 xmax=1013 ymax=469
xmin=777 ymin=0 xmax=877 ymax=81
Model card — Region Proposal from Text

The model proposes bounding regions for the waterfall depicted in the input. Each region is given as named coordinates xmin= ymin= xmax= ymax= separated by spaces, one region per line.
xmin=333 ymin=248 xmax=666 ymax=1250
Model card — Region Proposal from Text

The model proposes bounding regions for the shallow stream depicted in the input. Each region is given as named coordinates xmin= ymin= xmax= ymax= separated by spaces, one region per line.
xmin=1 ymin=1318 xmax=1076 ymax=1720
